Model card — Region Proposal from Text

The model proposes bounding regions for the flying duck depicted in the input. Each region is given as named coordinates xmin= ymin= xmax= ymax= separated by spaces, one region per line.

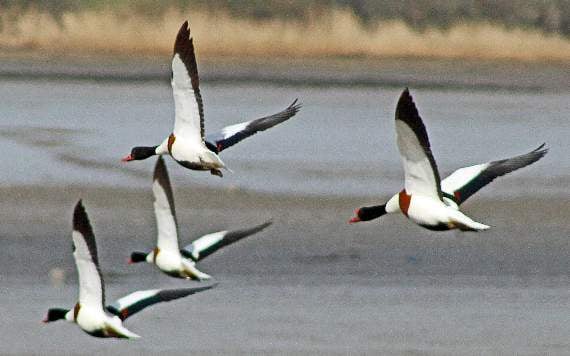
xmin=128 ymin=156 xmax=272 ymax=277
xmin=350 ymin=89 xmax=547 ymax=231
xmin=43 ymin=200 xmax=216 ymax=339
xmin=121 ymin=21 xmax=302 ymax=177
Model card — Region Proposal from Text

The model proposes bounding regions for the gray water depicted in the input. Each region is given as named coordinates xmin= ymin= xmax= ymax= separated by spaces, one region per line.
xmin=1 ymin=60 xmax=569 ymax=354
xmin=0 ymin=70 xmax=568 ymax=198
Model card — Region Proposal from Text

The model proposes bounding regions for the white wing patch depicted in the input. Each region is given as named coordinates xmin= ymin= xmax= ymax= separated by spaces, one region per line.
xmin=205 ymin=122 xmax=249 ymax=147
xmin=396 ymin=121 xmax=440 ymax=199
xmin=220 ymin=122 xmax=249 ymax=140
xmin=108 ymin=290 xmax=160 ymax=312
xmin=185 ymin=231 xmax=227 ymax=260
xmin=153 ymin=174 xmax=180 ymax=253
xmin=441 ymin=163 xmax=489 ymax=195
xmin=72 ymin=230 xmax=104 ymax=309
xmin=171 ymin=54 xmax=203 ymax=143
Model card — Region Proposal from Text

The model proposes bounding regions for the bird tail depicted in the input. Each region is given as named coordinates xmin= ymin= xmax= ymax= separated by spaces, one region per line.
xmin=106 ymin=323 xmax=141 ymax=339
xmin=202 ymin=150 xmax=226 ymax=169
xmin=450 ymin=212 xmax=490 ymax=232
xmin=181 ymin=259 xmax=212 ymax=281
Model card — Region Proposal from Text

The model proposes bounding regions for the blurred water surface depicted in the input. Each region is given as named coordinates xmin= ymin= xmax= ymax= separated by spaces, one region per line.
xmin=0 ymin=60 xmax=568 ymax=198
xmin=0 ymin=60 xmax=569 ymax=354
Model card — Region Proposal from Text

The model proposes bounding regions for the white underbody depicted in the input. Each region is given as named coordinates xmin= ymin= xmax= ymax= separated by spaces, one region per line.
xmin=385 ymin=193 xmax=489 ymax=231
xmin=65 ymin=305 xmax=140 ymax=339
xmin=156 ymin=137 xmax=225 ymax=170
xmin=146 ymin=249 xmax=211 ymax=280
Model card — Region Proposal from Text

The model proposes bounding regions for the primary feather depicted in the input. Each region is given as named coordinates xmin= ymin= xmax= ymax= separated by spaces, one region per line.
xmin=395 ymin=88 xmax=442 ymax=200
xmin=171 ymin=21 xmax=204 ymax=143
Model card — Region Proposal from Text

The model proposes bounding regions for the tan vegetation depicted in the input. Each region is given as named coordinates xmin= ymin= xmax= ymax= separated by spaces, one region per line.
xmin=1 ymin=7 xmax=570 ymax=62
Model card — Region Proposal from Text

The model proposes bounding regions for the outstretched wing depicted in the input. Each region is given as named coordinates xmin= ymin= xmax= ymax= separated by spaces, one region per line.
xmin=72 ymin=200 xmax=105 ymax=309
xmin=395 ymin=88 xmax=442 ymax=200
xmin=441 ymin=144 xmax=548 ymax=205
xmin=205 ymin=100 xmax=301 ymax=153
xmin=107 ymin=285 xmax=217 ymax=321
xmin=171 ymin=20 xmax=204 ymax=143
xmin=153 ymin=157 xmax=180 ymax=253
xmin=180 ymin=221 xmax=272 ymax=261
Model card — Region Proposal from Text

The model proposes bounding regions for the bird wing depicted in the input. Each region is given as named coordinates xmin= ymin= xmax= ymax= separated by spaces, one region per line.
xmin=106 ymin=285 xmax=217 ymax=321
xmin=441 ymin=144 xmax=548 ymax=205
xmin=153 ymin=157 xmax=180 ymax=253
xmin=171 ymin=21 xmax=204 ymax=143
xmin=395 ymin=88 xmax=442 ymax=200
xmin=180 ymin=220 xmax=272 ymax=261
xmin=205 ymin=100 xmax=301 ymax=153
xmin=72 ymin=200 xmax=105 ymax=309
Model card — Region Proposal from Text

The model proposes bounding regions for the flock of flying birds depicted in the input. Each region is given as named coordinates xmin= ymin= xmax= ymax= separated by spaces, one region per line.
xmin=42 ymin=21 xmax=548 ymax=339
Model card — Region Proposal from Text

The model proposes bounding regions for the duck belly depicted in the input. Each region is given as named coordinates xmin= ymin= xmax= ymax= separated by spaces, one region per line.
xmin=406 ymin=196 xmax=453 ymax=229
xmin=155 ymin=251 xmax=184 ymax=276
xmin=170 ymin=141 xmax=203 ymax=165
xmin=76 ymin=306 xmax=107 ymax=335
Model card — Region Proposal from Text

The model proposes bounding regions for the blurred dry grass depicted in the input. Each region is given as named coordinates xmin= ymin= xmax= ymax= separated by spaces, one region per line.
xmin=1 ymin=7 xmax=570 ymax=62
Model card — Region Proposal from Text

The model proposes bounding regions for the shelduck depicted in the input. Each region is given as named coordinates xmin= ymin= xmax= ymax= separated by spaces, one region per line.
xmin=121 ymin=21 xmax=301 ymax=177
xmin=350 ymin=89 xmax=547 ymax=231
xmin=42 ymin=200 xmax=216 ymax=339
xmin=128 ymin=157 xmax=272 ymax=278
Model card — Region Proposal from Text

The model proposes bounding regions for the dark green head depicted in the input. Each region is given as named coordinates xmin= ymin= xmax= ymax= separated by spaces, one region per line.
xmin=349 ymin=204 xmax=387 ymax=223
xmin=43 ymin=308 xmax=69 ymax=323
xmin=128 ymin=251 xmax=148 ymax=264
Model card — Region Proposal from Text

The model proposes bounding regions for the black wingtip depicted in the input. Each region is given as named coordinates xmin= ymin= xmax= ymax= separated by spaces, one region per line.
xmin=398 ymin=88 xmax=412 ymax=104
xmin=173 ymin=19 xmax=200 ymax=94
xmin=244 ymin=220 xmax=273 ymax=236
xmin=204 ymin=282 xmax=220 ymax=290
xmin=533 ymin=143 xmax=548 ymax=154
xmin=174 ymin=20 xmax=192 ymax=55
xmin=289 ymin=99 xmax=302 ymax=113
xmin=72 ymin=199 xmax=100 ymax=268
xmin=158 ymin=284 xmax=218 ymax=301
xmin=396 ymin=88 xmax=421 ymax=127
xmin=178 ymin=20 xmax=190 ymax=38
xmin=258 ymin=219 xmax=273 ymax=231
xmin=73 ymin=199 xmax=89 ymax=234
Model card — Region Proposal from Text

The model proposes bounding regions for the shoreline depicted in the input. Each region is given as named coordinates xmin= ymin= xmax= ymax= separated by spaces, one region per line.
xmin=1 ymin=55 xmax=569 ymax=92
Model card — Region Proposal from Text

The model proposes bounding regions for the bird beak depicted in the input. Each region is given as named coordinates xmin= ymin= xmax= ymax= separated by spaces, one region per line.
xmin=348 ymin=209 xmax=361 ymax=224
xmin=127 ymin=258 xmax=134 ymax=265
xmin=348 ymin=216 xmax=361 ymax=224
xmin=121 ymin=154 xmax=133 ymax=162
xmin=42 ymin=318 xmax=48 ymax=323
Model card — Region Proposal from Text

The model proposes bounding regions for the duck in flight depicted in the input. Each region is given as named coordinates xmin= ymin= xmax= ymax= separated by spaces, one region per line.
xmin=121 ymin=21 xmax=301 ymax=177
xmin=349 ymin=88 xmax=548 ymax=231
xmin=128 ymin=157 xmax=272 ymax=278
xmin=42 ymin=200 xmax=216 ymax=339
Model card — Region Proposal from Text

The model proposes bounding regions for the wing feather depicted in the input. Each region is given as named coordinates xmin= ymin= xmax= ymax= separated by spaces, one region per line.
xmin=153 ymin=157 xmax=180 ymax=253
xmin=171 ymin=21 xmax=204 ymax=142
xmin=181 ymin=221 xmax=272 ymax=261
xmin=107 ymin=285 xmax=217 ymax=321
xmin=441 ymin=144 xmax=548 ymax=204
xmin=395 ymin=89 xmax=442 ymax=200
xmin=205 ymin=100 xmax=302 ymax=152
xmin=72 ymin=200 xmax=105 ymax=309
